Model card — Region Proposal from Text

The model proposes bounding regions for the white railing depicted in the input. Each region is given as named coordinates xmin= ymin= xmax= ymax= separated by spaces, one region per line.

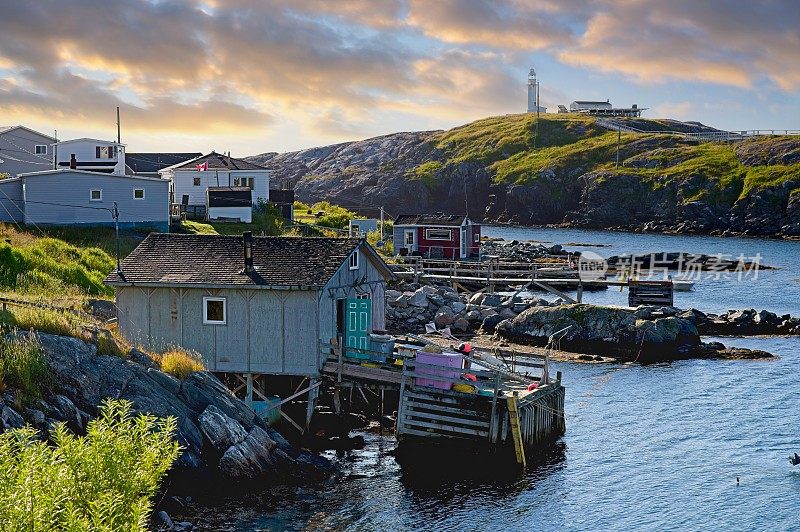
xmin=595 ymin=118 xmax=800 ymax=142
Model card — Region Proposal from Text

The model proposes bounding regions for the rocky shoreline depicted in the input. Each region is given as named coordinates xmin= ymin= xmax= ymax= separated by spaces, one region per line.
xmin=385 ymin=282 xmax=787 ymax=362
xmin=0 ymin=332 xmax=332 ymax=486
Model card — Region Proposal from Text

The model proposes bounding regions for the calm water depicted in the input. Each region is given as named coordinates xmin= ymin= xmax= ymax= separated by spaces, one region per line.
xmin=193 ymin=228 xmax=800 ymax=531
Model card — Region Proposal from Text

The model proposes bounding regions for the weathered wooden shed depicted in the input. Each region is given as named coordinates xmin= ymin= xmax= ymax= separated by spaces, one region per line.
xmin=105 ymin=233 xmax=394 ymax=376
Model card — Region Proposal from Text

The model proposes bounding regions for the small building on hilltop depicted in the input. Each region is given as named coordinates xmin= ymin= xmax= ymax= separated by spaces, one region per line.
xmin=392 ymin=214 xmax=481 ymax=259
xmin=569 ymin=99 xmax=646 ymax=117
xmin=105 ymin=234 xmax=394 ymax=376
xmin=206 ymin=186 xmax=252 ymax=223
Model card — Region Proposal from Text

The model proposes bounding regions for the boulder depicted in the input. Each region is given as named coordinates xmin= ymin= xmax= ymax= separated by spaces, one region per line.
xmin=469 ymin=293 xmax=486 ymax=305
xmin=480 ymin=308 xmax=498 ymax=318
xmin=385 ymin=289 xmax=403 ymax=300
xmin=1 ymin=405 xmax=25 ymax=431
xmin=465 ymin=310 xmax=482 ymax=321
xmin=452 ymin=318 xmax=470 ymax=332
xmin=450 ymin=301 xmax=466 ymax=314
xmin=218 ymin=426 xmax=291 ymax=479
xmin=480 ymin=314 xmax=506 ymax=333
xmin=146 ymin=367 xmax=181 ymax=396
xmin=482 ymin=294 xmax=502 ymax=307
xmin=198 ymin=405 xmax=248 ymax=453
xmin=499 ymin=308 xmax=517 ymax=319
xmin=427 ymin=294 xmax=446 ymax=307
xmin=180 ymin=372 xmax=256 ymax=431
xmin=393 ymin=294 xmax=410 ymax=308
xmin=434 ymin=307 xmax=456 ymax=328
xmin=408 ymin=289 xmax=428 ymax=307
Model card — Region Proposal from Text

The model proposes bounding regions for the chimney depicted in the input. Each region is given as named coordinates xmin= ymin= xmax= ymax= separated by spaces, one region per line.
xmin=69 ymin=154 xmax=77 ymax=170
xmin=243 ymin=231 xmax=254 ymax=273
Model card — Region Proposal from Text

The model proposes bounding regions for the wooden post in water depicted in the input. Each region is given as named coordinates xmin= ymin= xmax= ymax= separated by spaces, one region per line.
xmin=507 ymin=391 xmax=526 ymax=467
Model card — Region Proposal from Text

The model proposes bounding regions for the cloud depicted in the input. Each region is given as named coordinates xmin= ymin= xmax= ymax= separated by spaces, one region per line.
xmin=0 ymin=0 xmax=797 ymax=151
xmin=406 ymin=0 xmax=578 ymax=50
xmin=559 ymin=1 xmax=800 ymax=90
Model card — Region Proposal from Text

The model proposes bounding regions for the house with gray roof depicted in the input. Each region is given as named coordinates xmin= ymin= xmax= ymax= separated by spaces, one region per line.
xmin=392 ymin=213 xmax=481 ymax=259
xmin=159 ymin=152 xmax=269 ymax=213
xmin=0 ymin=125 xmax=56 ymax=177
xmin=105 ymin=233 xmax=394 ymax=376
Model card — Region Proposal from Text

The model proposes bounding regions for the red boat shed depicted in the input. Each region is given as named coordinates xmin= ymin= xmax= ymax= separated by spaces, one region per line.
xmin=392 ymin=214 xmax=481 ymax=259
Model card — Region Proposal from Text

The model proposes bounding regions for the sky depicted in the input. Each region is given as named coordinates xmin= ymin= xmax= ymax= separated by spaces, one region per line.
xmin=0 ymin=0 xmax=798 ymax=156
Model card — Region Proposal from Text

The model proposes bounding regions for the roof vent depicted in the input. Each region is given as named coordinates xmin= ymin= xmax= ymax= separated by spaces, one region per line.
xmin=243 ymin=231 xmax=254 ymax=273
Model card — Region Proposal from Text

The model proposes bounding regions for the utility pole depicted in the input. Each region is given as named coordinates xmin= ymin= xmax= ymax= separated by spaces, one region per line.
xmin=53 ymin=129 xmax=58 ymax=169
xmin=616 ymin=125 xmax=621 ymax=168
xmin=116 ymin=107 xmax=121 ymax=144
xmin=112 ymin=202 xmax=121 ymax=273
xmin=380 ymin=206 xmax=384 ymax=241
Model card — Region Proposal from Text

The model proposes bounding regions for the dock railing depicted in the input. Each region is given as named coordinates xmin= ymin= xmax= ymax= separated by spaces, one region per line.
xmin=389 ymin=257 xmax=576 ymax=285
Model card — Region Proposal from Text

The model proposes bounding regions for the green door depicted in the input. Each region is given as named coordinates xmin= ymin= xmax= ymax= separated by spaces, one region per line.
xmin=346 ymin=298 xmax=371 ymax=359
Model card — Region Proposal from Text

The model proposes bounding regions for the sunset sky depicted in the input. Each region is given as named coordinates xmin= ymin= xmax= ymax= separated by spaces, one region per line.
xmin=1 ymin=0 xmax=798 ymax=156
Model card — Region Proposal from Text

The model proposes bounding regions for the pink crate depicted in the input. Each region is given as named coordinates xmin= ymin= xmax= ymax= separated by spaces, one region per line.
xmin=415 ymin=350 xmax=463 ymax=389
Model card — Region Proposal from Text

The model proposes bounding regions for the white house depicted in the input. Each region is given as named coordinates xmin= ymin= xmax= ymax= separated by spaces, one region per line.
xmin=0 ymin=169 xmax=170 ymax=231
xmin=54 ymin=138 xmax=126 ymax=175
xmin=159 ymin=152 xmax=269 ymax=208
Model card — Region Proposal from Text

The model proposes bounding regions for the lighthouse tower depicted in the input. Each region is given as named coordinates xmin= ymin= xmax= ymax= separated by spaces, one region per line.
xmin=527 ymin=68 xmax=544 ymax=114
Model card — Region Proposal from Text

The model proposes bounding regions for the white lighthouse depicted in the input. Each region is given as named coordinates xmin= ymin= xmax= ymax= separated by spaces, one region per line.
xmin=527 ymin=68 xmax=546 ymax=114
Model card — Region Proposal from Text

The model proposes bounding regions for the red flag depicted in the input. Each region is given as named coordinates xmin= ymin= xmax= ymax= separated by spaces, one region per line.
xmin=196 ymin=161 xmax=208 ymax=171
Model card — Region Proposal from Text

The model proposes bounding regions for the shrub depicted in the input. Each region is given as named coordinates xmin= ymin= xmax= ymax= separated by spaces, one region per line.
xmin=0 ymin=399 xmax=180 ymax=531
xmin=160 ymin=348 xmax=205 ymax=380
xmin=0 ymin=335 xmax=52 ymax=403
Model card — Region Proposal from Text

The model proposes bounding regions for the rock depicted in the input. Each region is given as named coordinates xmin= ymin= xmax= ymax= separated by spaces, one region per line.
xmin=25 ymin=408 xmax=46 ymax=427
xmin=385 ymin=289 xmax=402 ymax=300
xmin=450 ymin=301 xmax=466 ymax=314
xmin=465 ymin=310 xmax=482 ymax=321
xmin=198 ymin=405 xmax=248 ymax=453
xmin=498 ymin=308 xmax=517 ymax=319
xmin=157 ymin=511 xmax=174 ymax=529
xmin=218 ymin=426 xmax=291 ymax=479
xmin=452 ymin=318 xmax=470 ymax=332
xmin=469 ymin=293 xmax=486 ymax=305
xmin=434 ymin=307 xmax=456 ymax=328
xmin=480 ymin=314 xmax=506 ymax=333
xmin=128 ymin=348 xmax=158 ymax=370
xmin=180 ymin=372 xmax=256 ymax=430
xmin=393 ymin=294 xmax=409 ymax=308
xmin=1 ymin=405 xmax=25 ymax=430
xmin=146 ymin=367 xmax=181 ymax=396
xmin=50 ymin=394 xmax=83 ymax=431
xmin=482 ymin=294 xmax=502 ymax=307
xmin=480 ymin=308 xmax=498 ymax=318
xmin=427 ymin=294 xmax=445 ymax=307
xmin=408 ymin=289 xmax=428 ymax=307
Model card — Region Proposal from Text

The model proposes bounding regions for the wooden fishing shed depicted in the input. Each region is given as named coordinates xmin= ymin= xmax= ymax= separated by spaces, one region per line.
xmin=105 ymin=233 xmax=394 ymax=376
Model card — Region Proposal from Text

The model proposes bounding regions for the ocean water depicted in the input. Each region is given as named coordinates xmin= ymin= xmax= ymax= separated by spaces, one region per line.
xmin=189 ymin=228 xmax=800 ymax=531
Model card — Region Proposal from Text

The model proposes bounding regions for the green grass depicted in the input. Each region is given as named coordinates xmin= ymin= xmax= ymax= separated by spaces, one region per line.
xmin=407 ymin=161 xmax=443 ymax=188
xmin=292 ymin=201 xmax=358 ymax=230
xmin=0 ymin=399 xmax=180 ymax=531
xmin=158 ymin=348 xmax=205 ymax=380
xmin=0 ymin=335 xmax=52 ymax=404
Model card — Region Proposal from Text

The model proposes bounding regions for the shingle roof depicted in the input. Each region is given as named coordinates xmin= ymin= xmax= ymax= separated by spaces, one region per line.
xmin=394 ymin=213 xmax=469 ymax=226
xmin=126 ymin=152 xmax=202 ymax=173
xmin=169 ymin=152 xmax=267 ymax=171
xmin=105 ymin=234 xmax=385 ymax=288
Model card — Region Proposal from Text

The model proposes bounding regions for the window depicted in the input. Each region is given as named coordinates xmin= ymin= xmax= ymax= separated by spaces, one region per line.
xmin=90 ymin=189 xmax=102 ymax=201
xmin=474 ymin=233 xmax=480 ymax=243
xmin=133 ymin=188 xmax=145 ymax=200
xmin=34 ymin=145 xmax=47 ymax=155
xmin=193 ymin=177 xmax=201 ymax=186
xmin=203 ymin=297 xmax=226 ymax=325
xmin=356 ymin=293 xmax=370 ymax=300
xmin=96 ymin=145 xmax=115 ymax=159
xmin=425 ymin=228 xmax=452 ymax=240
xmin=233 ymin=177 xmax=254 ymax=189
xmin=349 ymin=250 xmax=359 ymax=270
xmin=404 ymin=230 xmax=415 ymax=245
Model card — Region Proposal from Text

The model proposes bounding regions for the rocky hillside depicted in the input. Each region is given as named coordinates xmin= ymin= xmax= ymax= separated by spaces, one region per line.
xmin=249 ymin=114 xmax=800 ymax=237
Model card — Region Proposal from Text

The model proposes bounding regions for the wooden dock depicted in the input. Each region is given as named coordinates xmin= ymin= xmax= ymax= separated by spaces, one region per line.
xmin=320 ymin=339 xmax=566 ymax=464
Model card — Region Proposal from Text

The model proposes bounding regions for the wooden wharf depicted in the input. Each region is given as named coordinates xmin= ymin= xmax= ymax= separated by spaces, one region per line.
xmin=319 ymin=338 xmax=566 ymax=465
